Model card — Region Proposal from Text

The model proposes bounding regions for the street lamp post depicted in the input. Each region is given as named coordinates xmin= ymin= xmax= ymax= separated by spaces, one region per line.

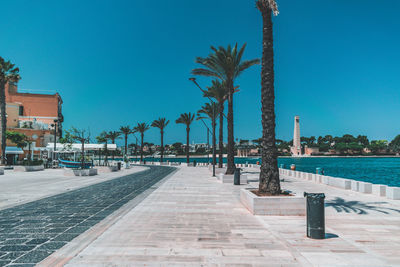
xmin=51 ymin=119 xmax=58 ymax=163
xmin=189 ymin=78 xmax=216 ymax=177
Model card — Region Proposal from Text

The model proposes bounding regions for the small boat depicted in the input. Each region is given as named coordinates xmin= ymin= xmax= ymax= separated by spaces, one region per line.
xmin=59 ymin=159 xmax=92 ymax=169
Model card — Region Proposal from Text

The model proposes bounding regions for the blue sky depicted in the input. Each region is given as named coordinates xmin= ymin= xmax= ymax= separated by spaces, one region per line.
xmin=1 ymin=0 xmax=400 ymax=146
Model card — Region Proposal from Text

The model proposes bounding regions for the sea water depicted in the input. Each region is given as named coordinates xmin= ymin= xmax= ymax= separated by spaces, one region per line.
xmin=137 ymin=156 xmax=400 ymax=187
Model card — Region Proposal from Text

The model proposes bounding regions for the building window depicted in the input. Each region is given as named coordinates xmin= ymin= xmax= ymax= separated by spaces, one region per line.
xmin=19 ymin=106 xmax=24 ymax=116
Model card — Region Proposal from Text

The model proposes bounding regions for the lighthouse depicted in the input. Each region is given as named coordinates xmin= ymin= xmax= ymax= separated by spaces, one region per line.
xmin=290 ymin=116 xmax=302 ymax=156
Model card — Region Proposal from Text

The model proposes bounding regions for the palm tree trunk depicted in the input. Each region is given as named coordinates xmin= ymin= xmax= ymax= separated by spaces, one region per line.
xmin=105 ymin=143 xmax=108 ymax=166
xmin=81 ymin=142 xmax=85 ymax=169
xmin=124 ymin=135 xmax=128 ymax=157
xmin=186 ymin=127 xmax=190 ymax=164
xmin=160 ymin=131 xmax=164 ymax=163
xmin=140 ymin=133 xmax=144 ymax=162
xmin=0 ymin=80 xmax=6 ymax=165
xmin=112 ymin=140 xmax=115 ymax=161
xmin=226 ymin=82 xmax=235 ymax=174
xmin=218 ymin=102 xmax=224 ymax=168
xmin=212 ymin=118 xmax=216 ymax=168
xmin=258 ymin=5 xmax=280 ymax=195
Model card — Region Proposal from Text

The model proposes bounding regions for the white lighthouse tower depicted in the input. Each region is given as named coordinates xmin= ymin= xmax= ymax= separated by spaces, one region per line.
xmin=290 ymin=116 xmax=302 ymax=156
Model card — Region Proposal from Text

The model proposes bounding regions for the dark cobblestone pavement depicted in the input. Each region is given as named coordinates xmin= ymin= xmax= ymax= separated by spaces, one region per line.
xmin=0 ymin=166 xmax=175 ymax=266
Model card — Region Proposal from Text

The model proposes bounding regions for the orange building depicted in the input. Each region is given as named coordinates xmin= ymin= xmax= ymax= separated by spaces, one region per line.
xmin=2 ymin=82 xmax=63 ymax=163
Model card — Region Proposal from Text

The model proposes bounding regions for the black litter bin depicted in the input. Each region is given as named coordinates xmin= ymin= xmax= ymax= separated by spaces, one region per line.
xmin=117 ymin=162 xmax=121 ymax=170
xmin=193 ymin=160 xmax=197 ymax=167
xmin=234 ymin=168 xmax=241 ymax=185
xmin=304 ymin=192 xmax=325 ymax=239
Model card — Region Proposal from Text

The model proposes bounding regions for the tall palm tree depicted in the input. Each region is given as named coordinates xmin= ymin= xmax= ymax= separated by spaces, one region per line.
xmin=0 ymin=57 xmax=20 ymax=165
xmin=151 ymin=118 xmax=170 ymax=163
xmin=176 ymin=113 xmax=195 ymax=164
xmin=204 ymin=80 xmax=228 ymax=168
xmin=120 ymin=126 xmax=133 ymax=158
xmin=257 ymin=0 xmax=280 ymax=195
xmin=106 ymin=131 xmax=121 ymax=161
xmin=197 ymin=103 xmax=218 ymax=168
xmin=192 ymin=44 xmax=259 ymax=174
xmin=133 ymin=123 xmax=150 ymax=162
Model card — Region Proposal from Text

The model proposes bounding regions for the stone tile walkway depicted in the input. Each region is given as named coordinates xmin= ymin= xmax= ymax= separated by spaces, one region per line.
xmin=0 ymin=166 xmax=147 ymax=210
xmin=0 ymin=166 xmax=175 ymax=267
xmin=43 ymin=166 xmax=400 ymax=267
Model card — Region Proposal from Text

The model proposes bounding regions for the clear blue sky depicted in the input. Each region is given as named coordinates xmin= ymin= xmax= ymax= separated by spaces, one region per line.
xmin=1 ymin=0 xmax=399 ymax=146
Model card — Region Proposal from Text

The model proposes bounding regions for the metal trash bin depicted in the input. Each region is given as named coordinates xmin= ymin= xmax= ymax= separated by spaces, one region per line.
xmin=193 ymin=160 xmax=197 ymax=167
xmin=117 ymin=162 xmax=121 ymax=170
xmin=234 ymin=168 xmax=241 ymax=185
xmin=304 ymin=192 xmax=325 ymax=239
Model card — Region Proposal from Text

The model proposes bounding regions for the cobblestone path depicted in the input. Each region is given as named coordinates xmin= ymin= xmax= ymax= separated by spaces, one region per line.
xmin=0 ymin=166 xmax=175 ymax=267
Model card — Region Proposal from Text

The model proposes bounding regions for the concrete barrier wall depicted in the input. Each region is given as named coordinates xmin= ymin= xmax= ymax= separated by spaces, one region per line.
xmin=279 ymin=168 xmax=399 ymax=201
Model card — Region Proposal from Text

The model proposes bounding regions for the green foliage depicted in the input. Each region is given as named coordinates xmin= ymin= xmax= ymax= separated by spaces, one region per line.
xmin=133 ymin=123 xmax=150 ymax=134
xmin=22 ymin=159 xmax=43 ymax=166
xmin=390 ymin=135 xmax=400 ymax=152
xmin=171 ymin=142 xmax=184 ymax=154
xmin=6 ymin=131 xmax=27 ymax=148
xmin=176 ymin=112 xmax=195 ymax=128
xmin=368 ymin=140 xmax=388 ymax=154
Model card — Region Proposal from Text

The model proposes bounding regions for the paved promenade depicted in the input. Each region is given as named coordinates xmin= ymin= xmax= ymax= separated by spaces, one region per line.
xmin=0 ymin=166 xmax=148 ymax=210
xmin=40 ymin=166 xmax=400 ymax=266
xmin=0 ymin=166 xmax=175 ymax=267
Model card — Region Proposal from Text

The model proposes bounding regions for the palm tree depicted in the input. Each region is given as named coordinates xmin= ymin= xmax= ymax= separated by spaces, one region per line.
xmin=120 ymin=126 xmax=133 ymax=158
xmin=197 ymin=103 xmax=218 ymax=168
xmin=133 ymin=123 xmax=150 ymax=162
xmin=106 ymin=131 xmax=121 ymax=161
xmin=151 ymin=118 xmax=170 ymax=163
xmin=176 ymin=113 xmax=195 ymax=164
xmin=0 ymin=57 xmax=20 ymax=165
xmin=192 ymin=44 xmax=259 ymax=174
xmin=204 ymin=80 xmax=228 ymax=168
xmin=96 ymin=131 xmax=108 ymax=166
xmin=256 ymin=0 xmax=280 ymax=195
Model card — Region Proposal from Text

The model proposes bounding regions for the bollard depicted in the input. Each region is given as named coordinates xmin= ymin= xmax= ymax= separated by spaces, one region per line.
xmin=290 ymin=164 xmax=296 ymax=170
xmin=234 ymin=168 xmax=241 ymax=185
xmin=304 ymin=192 xmax=325 ymax=239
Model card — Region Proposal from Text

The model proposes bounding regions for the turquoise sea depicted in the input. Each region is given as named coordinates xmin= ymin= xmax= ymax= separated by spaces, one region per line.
xmin=137 ymin=156 xmax=400 ymax=187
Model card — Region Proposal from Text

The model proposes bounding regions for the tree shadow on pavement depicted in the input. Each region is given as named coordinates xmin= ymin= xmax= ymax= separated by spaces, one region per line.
xmin=325 ymin=197 xmax=400 ymax=215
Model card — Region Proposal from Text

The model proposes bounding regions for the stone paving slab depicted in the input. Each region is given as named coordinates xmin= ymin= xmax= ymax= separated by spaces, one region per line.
xmin=0 ymin=166 xmax=148 ymax=210
xmin=45 ymin=166 xmax=400 ymax=267
xmin=0 ymin=166 xmax=175 ymax=266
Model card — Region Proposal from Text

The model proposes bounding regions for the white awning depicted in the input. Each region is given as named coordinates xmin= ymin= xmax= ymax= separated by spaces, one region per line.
xmin=5 ymin=146 xmax=24 ymax=154
xmin=46 ymin=143 xmax=117 ymax=151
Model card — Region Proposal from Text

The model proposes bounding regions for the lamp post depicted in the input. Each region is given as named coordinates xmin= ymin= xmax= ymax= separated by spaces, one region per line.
xmin=189 ymin=78 xmax=216 ymax=177
xmin=51 ymin=119 xmax=58 ymax=162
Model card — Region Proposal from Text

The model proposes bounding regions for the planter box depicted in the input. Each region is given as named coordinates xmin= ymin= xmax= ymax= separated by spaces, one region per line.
xmin=240 ymin=188 xmax=305 ymax=216
xmin=64 ymin=168 xmax=98 ymax=176
xmin=359 ymin=182 xmax=372 ymax=193
xmin=97 ymin=166 xmax=118 ymax=173
xmin=14 ymin=165 xmax=44 ymax=172
xmin=218 ymin=174 xmax=248 ymax=184
xmin=351 ymin=180 xmax=359 ymax=191
xmin=372 ymin=184 xmax=386 ymax=197
xmin=386 ymin=187 xmax=400 ymax=200
xmin=329 ymin=177 xmax=351 ymax=189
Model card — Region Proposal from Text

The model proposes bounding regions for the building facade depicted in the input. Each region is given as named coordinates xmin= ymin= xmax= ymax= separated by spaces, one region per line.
xmin=1 ymin=82 xmax=63 ymax=163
